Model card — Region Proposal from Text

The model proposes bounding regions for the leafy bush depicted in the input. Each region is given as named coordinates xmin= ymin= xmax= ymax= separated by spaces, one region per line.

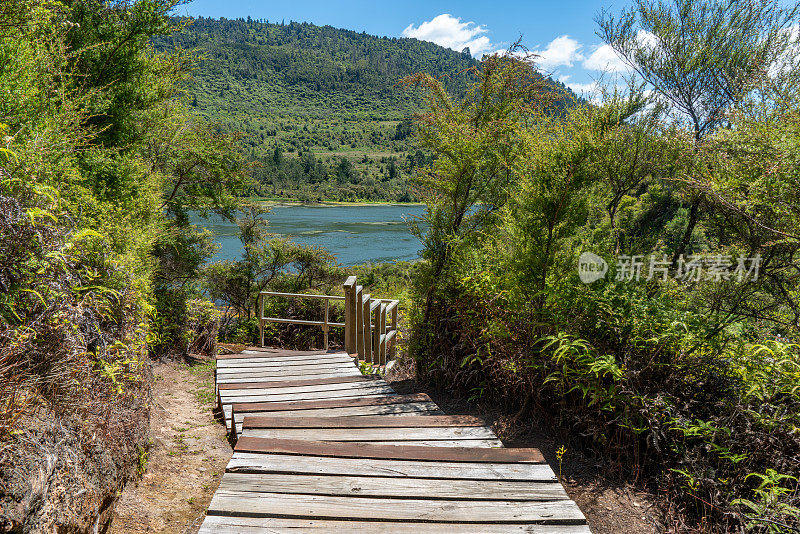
xmin=408 ymin=37 xmax=800 ymax=530
xmin=0 ymin=1 xmax=247 ymax=528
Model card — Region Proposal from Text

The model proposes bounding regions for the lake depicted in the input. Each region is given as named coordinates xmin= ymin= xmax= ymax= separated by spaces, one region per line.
xmin=192 ymin=204 xmax=427 ymax=266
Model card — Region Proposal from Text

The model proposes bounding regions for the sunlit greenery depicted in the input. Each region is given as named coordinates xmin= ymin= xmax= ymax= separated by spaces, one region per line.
xmin=408 ymin=3 xmax=800 ymax=529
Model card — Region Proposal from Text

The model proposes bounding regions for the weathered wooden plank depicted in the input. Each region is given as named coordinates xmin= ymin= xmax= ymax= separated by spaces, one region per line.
xmin=216 ymin=362 xmax=357 ymax=375
xmin=219 ymin=375 xmax=382 ymax=391
xmin=218 ymin=349 xmax=342 ymax=359
xmin=231 ymin=347 xmax=347 ymax=358
xmin=216 ymin=355 xmax=354 ymax=367
xmin=219 ymin=349 xmax=349 ymax=359
xmin=241 ymin=414 xmax=484 ymax=428
xmin=219 ymin=381 xmax=390 ymax=398
xmin=223 ymin=390 xmax=412 ymax=434
xmin=231 ymin=393 xmax=432 ymax=413
xmin=232 ymin=402 xmax=444 ymax=434
xmin=216 ymin=362 xmax=356 ymax=372
xmin=217 ymin=370 xmax=358 ymax=381
xmin=216 ymin=369 xmax=361 ymax=381
xmin=246 ymin=438 xmax=503 ymax=448
xmin=224 ymin=397 xmax=396 ymax=427
xmin=219 ymin=385 xmax=396 ymax=403
xmin=217 ymin=370 xmax=360 ymax=384
xmin=216 ymin=355 xmax=352 ymax=365
xmin=234 ymin=437 xmax=545 ymax=463
xmin=233 ymin=401 xmax=442 ymax=425
xmin=238 ymin=426 xmax=497 ymax=441
xmin=231 ymin=402 xmax=443 ymax=434
xmin=199 ymin=515 xmax=592 ymax=534
xmin=242 ymin=345 xmax=308 ymax=354
xmin=216 ymin=360 xmax=354 ymax=372
xmin=206 ymin=490 xmax=586 ymax=523
xmin=222 ymin=392 xmax=397 ymax=422
xmin=226 ymin=452 xmax=558 ymax=481
xmin=218 ymin=472 xmax=570 ymax=501
xmin=217 ymin=354 xmax=353 ymax=369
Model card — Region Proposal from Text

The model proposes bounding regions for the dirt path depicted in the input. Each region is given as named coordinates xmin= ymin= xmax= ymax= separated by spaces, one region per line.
xmin=109 ymin=359 xmax=230 ymax=534
xmin=110 ymin=355 xmax=662 ymax=533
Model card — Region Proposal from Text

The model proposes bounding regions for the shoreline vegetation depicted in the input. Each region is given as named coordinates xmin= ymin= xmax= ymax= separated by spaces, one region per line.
xmin=252 ymin=197 xmax=425 ymax=207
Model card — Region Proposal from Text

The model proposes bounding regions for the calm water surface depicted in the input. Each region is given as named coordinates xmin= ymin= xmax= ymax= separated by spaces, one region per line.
xmin=192 ymin=204 xmax=426 ymax=266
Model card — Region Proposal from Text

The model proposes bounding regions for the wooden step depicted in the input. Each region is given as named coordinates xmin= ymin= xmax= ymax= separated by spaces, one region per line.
xmin=218 ymin=471 xmax=570 ymax=500
xmin=217 ymin=374 xmax=380 ymax=391
xmin=206 ymin=490 xmax=586 ymax=524
xmin=199 ymin=516 xmax=592 ymax=533
xmin=227 ymin=451 xmax=558 ymax=481
xmin=234 ymin=437 xmax=545 ymax=463
xmin=241 ymin=414 xmax=485 ymax=428
xmin=231 ymin=401 xmax=444 ymax=437
xmin=218 ymin=349 xmax=344 ymax=359
xmin=206 ymin=347 xmax=587 ymax=532
xmin=231 ymin=392 xmax=432 ymax=413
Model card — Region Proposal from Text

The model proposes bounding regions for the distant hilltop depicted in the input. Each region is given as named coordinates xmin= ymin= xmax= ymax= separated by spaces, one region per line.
xmin=153 ymin=17 xmax=575 ymax=160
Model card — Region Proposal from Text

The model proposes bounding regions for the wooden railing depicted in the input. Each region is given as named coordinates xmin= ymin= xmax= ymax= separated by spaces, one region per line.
xmin=257 ymin=291 xmax=345 ymax=350
xmin=257 ymin=276 xmax=398 ymax=367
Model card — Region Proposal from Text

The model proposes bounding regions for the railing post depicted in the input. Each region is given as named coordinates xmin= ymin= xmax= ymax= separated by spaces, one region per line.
xmin=355 ymin=286 xmax=364 ymax=359
xmin=362 ymin=293 xmax=372 ymax=364
xmin=258 ymin=293 xmax=264 ymax=347
xmin=379 ymin=302 xmax=387 ymax=366
xmin=390 ymin=301 xmax=398 ymax=361
xmin=372 ymin=302 xmax=384 ymax=367
xmin=323 ymin=297 xmax=329 ymax=351
xmin=343 ymin=276 xmax=357 ymax=354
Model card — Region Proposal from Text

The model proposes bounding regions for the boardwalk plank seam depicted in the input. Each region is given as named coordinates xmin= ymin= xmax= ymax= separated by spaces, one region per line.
xmin=204 ymin=349 xmax=587 ymax=532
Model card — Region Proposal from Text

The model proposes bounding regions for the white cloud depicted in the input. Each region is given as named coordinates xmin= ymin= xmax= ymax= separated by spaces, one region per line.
xmin=532 ymin=35 xmax=584 ymax=70
xmin=770 ymin=23 xmax=800 ymax=77
xmin=566 ymin=81 xmax=600 ymax=95
xmin=582 ymin=44 xmax=629 ymax=73
xmin=582 ymin=31 xmax=656 ymax=73
xmin=559 ymin=77 xmax=602 ymax=103
xmin=402 ymin=14 xmax=495 ymax=57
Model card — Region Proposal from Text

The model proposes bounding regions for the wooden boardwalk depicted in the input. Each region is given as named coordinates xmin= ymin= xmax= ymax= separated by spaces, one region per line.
xmin=201 ymin=348 xmax=589 ymax=533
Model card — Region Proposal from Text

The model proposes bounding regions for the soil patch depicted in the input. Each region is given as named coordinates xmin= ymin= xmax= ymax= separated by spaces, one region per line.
xmin=109 ymin=359 xmax=230 ymax=534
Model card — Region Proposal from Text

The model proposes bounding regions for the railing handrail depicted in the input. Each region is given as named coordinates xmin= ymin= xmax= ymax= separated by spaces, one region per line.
xmin=258 ymin=278 xmax=399 ymax=367
xmin=259 ymin=290 xmax=346 ymax=301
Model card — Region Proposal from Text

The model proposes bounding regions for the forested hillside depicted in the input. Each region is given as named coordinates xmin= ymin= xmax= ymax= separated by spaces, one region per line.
xmin=154 ymin=18 xmax=573 ymax=201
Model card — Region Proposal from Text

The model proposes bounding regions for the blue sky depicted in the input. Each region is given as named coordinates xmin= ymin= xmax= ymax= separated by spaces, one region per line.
xmin=177 ymin=0 xmax=635 ymax=95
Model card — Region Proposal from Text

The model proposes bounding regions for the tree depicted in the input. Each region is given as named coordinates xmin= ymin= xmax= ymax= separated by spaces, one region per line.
xmin=272 ymin=145 xmax=283 ymax=167
xmin=598 ymin=0 xmax=800 ymax=262
xmin=598 ymin=0 xmax=799 ymax=141
xmin=0 ymin=1 xmax=250 ymax=526
xmin=336 ymin=157 xmax=355 ymax=183
xmin=404 ymin=49 xmax=566 ymax=344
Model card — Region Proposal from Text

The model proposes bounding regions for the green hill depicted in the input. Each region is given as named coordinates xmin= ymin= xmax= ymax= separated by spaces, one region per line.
xmin=154 ymin=17 xmax=573 ymax=201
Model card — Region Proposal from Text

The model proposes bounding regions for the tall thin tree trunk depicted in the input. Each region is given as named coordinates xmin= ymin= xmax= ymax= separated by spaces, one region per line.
xmin=672 ymin=198 xmax=700 ymax=265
